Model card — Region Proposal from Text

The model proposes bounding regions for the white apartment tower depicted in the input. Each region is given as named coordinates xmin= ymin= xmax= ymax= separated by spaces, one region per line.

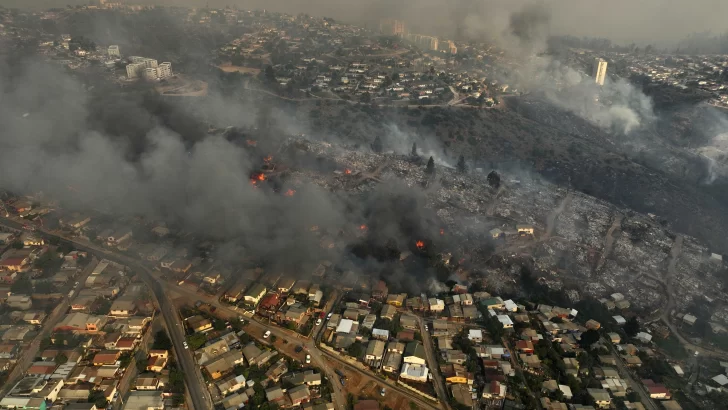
xmin=157 ymin=62 xmax=172 ymax=79
xmin=593 ymin=58 xmax=608 ymax=86
xmin=108 ymin=45 xmax=120 ymax=58
xmin=126 ymin=62 xmax=146 ymax=79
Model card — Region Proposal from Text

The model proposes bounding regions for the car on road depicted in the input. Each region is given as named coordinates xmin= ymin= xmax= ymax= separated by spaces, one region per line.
xmin=295 ymin=345 xmax=304 ymax=353
xmin=183 ymin=341 xmax=189 ymax=349
xmin=424 ymin=324 xmax=428 ymax=331
xmin=380 ymin=388 xmax=386 ymax=397
xmin=263 ymin=330 xmax=271 ymax=339
xmin=327 ymin=312 xmax=333 ymax=320
xmin=340 ymin=377 xmax=346 ymax=386
xmin=305 ymin=354 xmax=311 ymax=364
xmin=316 ymin=318 xmax=322 ymax=326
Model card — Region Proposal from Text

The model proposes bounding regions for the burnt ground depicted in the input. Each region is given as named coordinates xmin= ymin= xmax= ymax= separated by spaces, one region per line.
xmin=279 ymin=96 xmax=728 ymax=255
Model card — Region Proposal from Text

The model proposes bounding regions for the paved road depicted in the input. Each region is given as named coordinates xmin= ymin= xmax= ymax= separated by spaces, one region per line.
xmin=416 ymin=316 xmax=449 ymax=410
xmin=0 ymin=216 xmax=211 ymax=410
xmin=169 ymin=283 xmax=440 ymax=410
xmin=604 ymin=337 xmax=658 ymax=410
xmin=168 ymin=283 xmax=348 ymax=409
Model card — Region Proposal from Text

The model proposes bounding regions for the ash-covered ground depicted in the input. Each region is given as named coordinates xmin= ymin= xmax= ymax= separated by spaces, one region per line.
xmin=281 ymin=137 xmax=727 ymax=315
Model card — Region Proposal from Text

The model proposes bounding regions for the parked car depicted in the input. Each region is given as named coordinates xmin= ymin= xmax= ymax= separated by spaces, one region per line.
xmin=327 ymin=312 xmax=333 ymax=320
xmin=380 ymin=388 xmax=386 ymax=397
xmin=183 ymin=341 xmax=189 ymax=349
xmin=316 ymin=318 xmax=322 ymax=326
xmin=295 ymin=345 xmax=304 ymax=353
xmin=305 ymin=354 xmax=311 ymax=364
xmin=263 ymin=330 xmax=271 ymax=339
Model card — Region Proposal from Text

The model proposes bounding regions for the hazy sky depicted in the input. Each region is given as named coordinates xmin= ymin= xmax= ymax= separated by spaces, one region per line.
xmin=8 ymin=0 xmax=728 ymax=46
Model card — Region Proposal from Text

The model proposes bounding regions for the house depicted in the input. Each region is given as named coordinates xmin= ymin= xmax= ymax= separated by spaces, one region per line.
xmin=397 ymin=330 xmax=415 ymax=341
xmin=382 ymin=352 xmax=402 ymax=373
xmin=106 ymin=228 xmax=132 ymax=246
xmin=441 ymin=364 xmax=471 ymax=384
xmin=362 ymin=314 xmax=377 ymax=329
xmin=186 ymin=315 xmax=212 ymax=333
xmin=480 ymin=297 xmax=504 ymax=310
xmin=643 ymin=379 xmax=671 ymax=399
xmin=288 ymin=384 xmax=311 ymax=406
xmin=585 ymin=319 xmax=601 ymax=330
xmin=482 ymin=381 xmax=507 ymax=399
xmin=403 ymin=342 xmax=426 ymax=365
xmin=503 ymin=299 xmax=518 ymax=312
xmin=276 ymin=277 xmax=296 ymax=293
xmin=204 ymin=350 xmax=245 ymax=379
xmin=342 ymin=308 xmax=359 ymax=320
xmin=6 ymin=295 xmax=32 ymax=310
xmin=93 ymin=351 xmax=121 ymax=366
xmin=242 ymin=343 xmax=263 ymax=365
xmin=446 ymin=350 xmax=467 ymax=365
xmin=399 ymin=314 xmax=418 ymax=330
xmin=203 ymin=272 xmax=222 ymax=285
xmin=221 ymin=392 xmax=250 ymax=409
xmin=559 ymin=384 xmax=573 ymax=400
xmin=682 ymin=314 xmax=697 ymax=325
xmin=497 ymin=315 xmax=514 ymax=328
xmin=135 ymin=376 xmax=162 ymax=390
xmin=608 ymin=333 xmax=621 ymax=344
xmin=516 ymin=224 xmax=534 ymax=235
xmin=216 ymin=374 xmax=246 ymax=396
xmin=428 ymin=298 xmax=445 ymax=313
xmin=386 ymin=293 xmax=406 ymax=307
xmin=587 ymin=388 xmax=612 ymax=408
xmin=0 ymin=256 xmax=29 ymax=272
xmin=266 ymin=359 xmax=289 ymax=383
xmin=516 ymin=340 xmax=534 ymax=354
xmin=115 ymin=337 xmax=138 ymax=351
xmin=380 ymin=304 xmax=397 ymax=320
xmin=223 ymin=282 xmax=249 ymax=303
xmin=635 ymin=332 xmax=653 ymax=344
xmin=265 ymin=386 xmax=286 ymax=404
xmin=55 ymin=312 xmax=105 ymax=332
xmin=372 ymin=328 xmax=389 ymax=341
xmin=468 ymin=329 xmax=483 ymax=343
xmin=365 ymin=340 xmax=386 ymax=362
xmin=336 ymin=319 xmax=354 ymax=334
xmin=109 ymin=299 xmax=135 ymax=317
xmin=244 ymin=283 xmax=267 ymax=305
xmin=146 ymin=350 xmax=168 ymax=372
xmin=400 ymin=363 xmax=429 ymax=382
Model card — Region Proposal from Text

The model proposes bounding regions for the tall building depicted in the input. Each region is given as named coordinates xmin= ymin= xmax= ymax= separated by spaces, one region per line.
xmin=107 ymin=45 xmax=120 ymax=58
xmin=592 ymin=58 xmax=608 ymax=86
xmin=157 ymin=62 xmax=172 ymax=79
xmin=380 ymin=19 xmax=405 ymax=37
xmin=126 ymin=62 xmax=146 ymax=79
xmin=447 ymin=40 xmax=457 ymax=55
xmin=143 ymin=67 xmax=158 ymax=81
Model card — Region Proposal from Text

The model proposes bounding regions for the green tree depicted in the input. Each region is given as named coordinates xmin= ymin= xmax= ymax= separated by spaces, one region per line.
xmin=136 ymin=356 xmax=148 ymax=373
xmin=347 ymin=341 xmax=365 ymax=359
xmin=91 ymin=297 xmax=112 ymax=315
xmin=425 ymin=156 xmax=435 ymax=175
xmin=580 ymin=329 xmax=600 ymax=348
xmin=54 ymin=353 xmax=68 ymax=365
xmin=11 ymin=240 xmax=23 ymax=249
xmin=457 ymin=155 xmax=467 ymax=173
xmin=625 ymin=316 xmax=640 ymax=337
xmin=152 ymin=330 xmax=172 ymax=350
xmin=34 ymin=280 xmax=55 ymax=294
xmin=372 ymin=136 xmax=383 ymax=153
xmin=264 ymin=65 xmax=276 ymax=83
xmin=213 ymin=319 xmax=227 ymax=331
xmin=10 ymin=277 xmax=33 ymax=294
xmin=187 ymin=333 xmax=207 ymax=350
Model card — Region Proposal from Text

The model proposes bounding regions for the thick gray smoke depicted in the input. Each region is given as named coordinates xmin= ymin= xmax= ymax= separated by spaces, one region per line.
xmin=12 ymin=0 xmax=728 ymax=48
xmin=490 ymin=3 xmax=656 ymax=135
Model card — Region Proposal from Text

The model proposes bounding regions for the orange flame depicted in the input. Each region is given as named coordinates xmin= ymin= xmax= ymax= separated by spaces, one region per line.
xmin=344 ymin=169 xmax=352 ymax=175
xmin=264 ymin=155 xmax=273 ymax=162
xmin=360 ymin=224 xmax=368 ymax=230
xmin=257 ymin=173 xmax=266 ymax=181
xmin=440 ymin=229 xmax=445 ymax=236
xmin=416 ymin=240 xmax=425 ymax=249
xmin=284 ymin=189 xmax=296 ymax=196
